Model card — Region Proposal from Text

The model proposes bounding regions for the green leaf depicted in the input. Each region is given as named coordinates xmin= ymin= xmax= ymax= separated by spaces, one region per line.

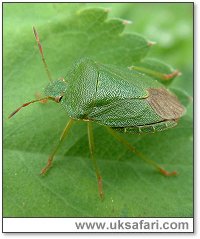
xmin=170 ymin=87 xmax=192 ymax=108
xmin=3 ymin=3 xmax=193 ymax=217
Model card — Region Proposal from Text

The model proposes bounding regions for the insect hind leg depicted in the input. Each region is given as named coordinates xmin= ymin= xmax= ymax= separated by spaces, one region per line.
xmin=106 ymin=126 xmax=177 ymax=176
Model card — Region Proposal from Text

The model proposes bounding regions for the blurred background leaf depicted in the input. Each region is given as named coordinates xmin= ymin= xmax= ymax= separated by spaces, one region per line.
xmin=3 ymin=3 xmax=193 ymax=217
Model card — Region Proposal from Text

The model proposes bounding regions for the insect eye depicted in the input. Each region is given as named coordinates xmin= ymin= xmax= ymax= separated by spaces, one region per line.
xmin=55 ymin=95 xmax=63 ymax=103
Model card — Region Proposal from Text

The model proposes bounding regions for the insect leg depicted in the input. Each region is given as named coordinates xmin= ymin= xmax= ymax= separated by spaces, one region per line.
xmin=41 ymin=118 xmax=74 ymax=175
xmin=129 ymin=65 xmax=181 ymax=81
xmin=106 ymin=127 xmax=177 ymax=176
xmin=87 ymin=122 xmax=104 ymax=199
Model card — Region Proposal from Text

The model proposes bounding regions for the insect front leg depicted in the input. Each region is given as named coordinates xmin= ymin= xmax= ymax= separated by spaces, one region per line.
xmin=41 ymin=118 xmax=74 ymax=175
xmin=87 ymin=122 xmax=104 ymax=199
xmin=106 ymin=127 xmax=177 ymax=176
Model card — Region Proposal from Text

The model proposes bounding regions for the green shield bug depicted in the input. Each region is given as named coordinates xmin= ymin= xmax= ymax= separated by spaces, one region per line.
xmin=8 ymin=27 xmax=185 ymax=199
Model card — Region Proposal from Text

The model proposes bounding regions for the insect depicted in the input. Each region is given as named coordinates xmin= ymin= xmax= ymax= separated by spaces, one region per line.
xmin=9 ymin=27 xmax=185 ymax=199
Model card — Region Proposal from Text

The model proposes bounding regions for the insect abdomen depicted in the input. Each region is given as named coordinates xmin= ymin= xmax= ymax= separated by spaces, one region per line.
xmin=112 ymin=120 xmax=177 ymax=134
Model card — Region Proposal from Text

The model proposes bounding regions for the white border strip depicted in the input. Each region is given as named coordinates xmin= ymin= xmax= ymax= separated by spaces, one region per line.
xmin=3 ymin=217 xmax=193 ymax=233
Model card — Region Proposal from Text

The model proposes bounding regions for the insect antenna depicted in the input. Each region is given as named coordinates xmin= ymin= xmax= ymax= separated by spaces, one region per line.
xmin=33 ymin=26 xmax=52 ymax=82
xmin=8 ymin=96 xmax=55 ymax=119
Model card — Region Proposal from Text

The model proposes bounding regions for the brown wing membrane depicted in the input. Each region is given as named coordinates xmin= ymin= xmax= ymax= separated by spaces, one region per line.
xmin=146 ymin=88 xmax=185 ymax=120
